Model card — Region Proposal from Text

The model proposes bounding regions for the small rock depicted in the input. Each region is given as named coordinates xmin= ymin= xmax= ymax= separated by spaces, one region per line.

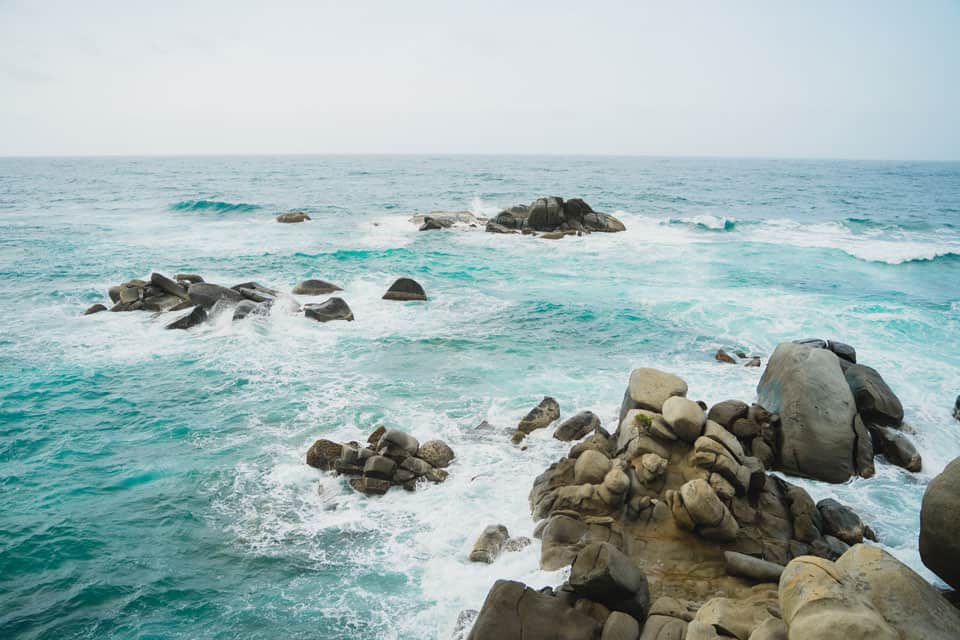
xmin=187 ymin=282 xmax=244 ymax=309
xmin=744 ymin=357 xmax=761 ymax=367
xmin=417 ymin=440 xmax=454 ymax=468
xmin=715 ymin=349 xmax=737 ymax=364
xmin=869 ymin=424 xmax=921 ymax=472
xmin=382 ymin=277 xmax=427 ymax=301
xmin=303 ymin=297 xmax=354 ymax=322
xmin=817 ymin=498 xmax=865 ymax=545
xmin=569 ymin=541 xmax=650 ymax=621
xmin=292 ymin=279 xmax=343 ymax=295
xmin=82 ymin=303 xmax=107 ymax=315
xmin=469 ymin=524 xmax=510 ymax=563
xmin=517 ymin=396 xmax=561 ymax=436
xmin=276 ymin=211 xmax=311 ymax=223
xmin=554 ymin=411 xmax=602 ymax=442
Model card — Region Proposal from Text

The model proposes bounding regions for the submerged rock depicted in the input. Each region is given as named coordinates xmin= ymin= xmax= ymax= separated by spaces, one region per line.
xmin=869 ymin=424 xmax=921 ymax=471
xmin=382 ymin=277 xmax=427 ymax=301
xmin=164 ymin=306 xmax=207 ymax=330
xmin=82 ymin=303 xmax=107 ymax=315
xmin=715 ymin=349 xmax=737 ymax=364
xmin=292 ymin=279 xmax=343 ymax=295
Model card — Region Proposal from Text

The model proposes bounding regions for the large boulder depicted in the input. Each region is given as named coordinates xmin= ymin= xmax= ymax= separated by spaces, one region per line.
xmin=382 ymin=277 xmax=427 ymax=301
xmin=527 ymin=196 xmax=565 ymax=230
xmin=304 ymin=297 xmax=354 ymax=322
xmin=601 ymin=611 xmax=640 ymax=640
xmin=467 ymin=579 xmax=598 ymax=640
xmin=836 ymin=544 xmax=960 ymax=640
xmin=187 ymin=282 xmax=244 ymax=309
xmin=292 ymin=279 xmax=342 ymax=295
xmin=276 ymin=211 xmax=310 ymax=223
xmin=661 ymin=397 xmax=706 ymax=442
xmin=920 ymin=456 xmax=960 ymax=589
xmin=164 ymin=306 xmax=207 ymax=330
xmin=620 ymin=368 xmax=688 ymax=419
xmin=150 ymin=272 xmax=188 ymax=299
xmin=554 ymin=411 xmax=602 ymax=442
xmin=844 ymin=364 xmax=903 ymax=426
xmin=570 ymin=542 xmax=650 ymax=621
xmin=816 ymin=499 xmax=864 ymax=546
xmin=756 ymin=343 xmax=859 ymax=483
xmin=417 ymin=440 xmax=454 ymax=468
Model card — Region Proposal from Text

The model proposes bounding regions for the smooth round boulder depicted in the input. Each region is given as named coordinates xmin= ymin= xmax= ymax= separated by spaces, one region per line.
xmin=382 ymin=277 xmax=427 ymax=301
xmin=303 ymin=297 xmax=354 ymax=322
xmin=292 ymin=279 xmax=343 ymax=295
xmin=920 ymin=456 xmax=960 ymax=589
xmin=601 ymin=611 xmax=639 ymax=640
xmin=83 ymin=303 xmax=107 ymax=316
xmin=417 ymin=440 xmax=454 ymax=468
xmin=575 ymin=449 xmax=613 ymax=485
xmin=620 ymin=368 xmax=688 ymax=418
xmin=707 ymin=400 xmax=749 ymax=429
xmin=661 ymin=396 xmax=706 ymax=442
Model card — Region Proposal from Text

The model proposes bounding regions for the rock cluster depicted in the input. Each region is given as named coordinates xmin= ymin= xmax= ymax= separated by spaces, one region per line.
xmin=305 ymin=426 xmax=454 ymax=495
xmin=757 ymin=339 xmax=920 ymax=481
xmin=411 ymin=198 xmax=626 ymax=238
xmin=82 ymin=272 xmax=429 ymax=328
xmin=466 ymin=358 xmax=948 ymax=639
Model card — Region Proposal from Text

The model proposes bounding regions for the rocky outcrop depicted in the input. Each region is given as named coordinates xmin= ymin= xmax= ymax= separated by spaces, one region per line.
xmin=555 ymin=411 xmax=603 ymax=442
xmin=276 ymin=211 xmax=311 ymax=223
xmin=305 ymin=426 xmax=453 ymax=495
xmin=467 ymin=580 xmax=599 ymax=640
xmin=756 ymin=343 xmax=859 ymax=483
xmin=291 ymin=279 xmax=342 ymax=295
xmin=619 ymin=368 xmax=688 ymax=419
xmin=920 ymin=456 xmax=960 ymax=589
xmin=382 ymin=277 xmax=427 ymax=301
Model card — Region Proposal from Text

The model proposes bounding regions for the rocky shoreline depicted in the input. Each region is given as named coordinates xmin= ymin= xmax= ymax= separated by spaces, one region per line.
xmin=448 ymin=339 xmax=958 ymax=639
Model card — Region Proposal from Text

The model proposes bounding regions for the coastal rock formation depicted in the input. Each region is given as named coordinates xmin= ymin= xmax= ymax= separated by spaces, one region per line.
xmin=276 ymin=211 xmax=311 ymax=223
xmin=513 ymin=397 xmax=561 ymax=442
xmin=382 ymin=277 xmax=427 ymax=301
xmin=303 ymin=297 xmax=354 ymax=322
xmin=82 ymin=303 xmax=107 ymax=315
xmin=305 ymin=426 xmax=454 ymax=495
xmin=844 ymin=364 xmax=904 ymax=426
xmin=467 ymin=580 xmax=599 ymax=640
xmin=291 ymin=279 xmax=342 ymax=295
xmin=411 ymin=198 xmax=626 ymax=237
xmin=554 ymin=411 xmax=603 ymax=442
xmin=919 ymin=456 xmax=960 ymax=589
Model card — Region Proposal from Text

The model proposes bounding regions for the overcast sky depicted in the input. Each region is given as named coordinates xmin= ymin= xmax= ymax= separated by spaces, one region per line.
xmin=1 ymin=0 xmax=957 ymax=159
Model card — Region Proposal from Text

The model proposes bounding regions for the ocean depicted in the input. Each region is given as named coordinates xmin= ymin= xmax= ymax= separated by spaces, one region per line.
xmin=1 ymin=155 xmax=958 ymax=639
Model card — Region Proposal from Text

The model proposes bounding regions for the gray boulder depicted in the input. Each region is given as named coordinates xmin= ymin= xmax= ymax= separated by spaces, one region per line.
xmin=569 ymin=542 xmax=650 ymax=621
xmin=187 ymin=282 xmax=244 ymax=309
xmin=844 ymin=364 xmax=904 ymax=426
xmin=601 ymin=611 xmax=640 ymax=640
xmin=816 ymin=498 xmax=865 ymax=546
xmin=554 ymin=411 xmax=602 ymax=442
xmin=362 ymin=455 xmax=396 ymax=480
xmin=292 ymin=279 xmax=343 ymax=295
xmin=756 ymin=343 xmax=859 ymax=483
xmin=276 ymin=211 xmax=310 ymax=223
xmin=527 ymin=196 xmax=565 ymax=230
xmin=304 ymin=297 xmax=354 ymax=322
xmin=467 ymin=579 xmax=598 ymax=640
xmin=83 ymin=303 xmax=107 ymax=315
xmin=620 ymin=368 xmax=688 ymax=419
xmin=485 ymin=221 xmax=518 ymax=234
xmin=517 ymin=397 xmax=561 ymax=436
xmin=920 ymin=456 xmax=960 ymax=589
xmin=164 ymin=306 xmax=207 ymax=330
xmin=869 ymin=424 xmax=921 ymax=472
xmin=469 ymin=525 xmax=510 ymax=563
xmin=150 ymin=272 xmax=188 ymax=299
xmin=377 ymin=429 xmax=420 ymax=456
xmin=707 ymin=400 xmax=749 ymax=429
xmin=382 ymin=277 xmax=427 ymax=301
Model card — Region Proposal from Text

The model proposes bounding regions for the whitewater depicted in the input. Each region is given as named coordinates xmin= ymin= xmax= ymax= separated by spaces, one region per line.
xmin=1 ymin=155 xmax=958 ymax=639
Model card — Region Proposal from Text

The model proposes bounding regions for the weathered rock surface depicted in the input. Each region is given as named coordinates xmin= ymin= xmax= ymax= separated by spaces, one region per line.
xmin=187 ymin=282 xmax=244 ymax=309
xmin=469 ymin=525 xmax=511 ymax=563
xmin=555 ymin=411 xmax=602 ymax=442
xmin=467 ymin=579 xmax=599 ymax=640
xmin=920 ymin=456 xmax=960 ymax=589
xmin=292 ymin=279 xmax=343 ymax=295
xmin=570 ymin=542 xmax=650 ymax=621
xmin=620 ymin=368 xmax=688 ymax=418
xmin=844 ymin=364 xmax=904 ymax=426
xmin=869 ymin=423 xmax=921 ymax=471
xmin=515 ymin=396 xmax=561 ymax=440
xmin=382 ymin=277 xmax=427 ymax=301
xmin=417 ymin=440 xmax=455 ymax=468
xmin=303 ymin=297 xmax=354 ymax=322
xmin=756 ymin=342 xmax=859 ymax=483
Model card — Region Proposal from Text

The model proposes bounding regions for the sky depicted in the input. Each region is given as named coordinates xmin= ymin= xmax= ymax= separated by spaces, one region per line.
xmin=0 ymin=0 xmax=958 ymax=159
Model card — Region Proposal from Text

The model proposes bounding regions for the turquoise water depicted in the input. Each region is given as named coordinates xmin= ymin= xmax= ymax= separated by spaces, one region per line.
xmin=1 ymin=156 xmax=959 ymax=639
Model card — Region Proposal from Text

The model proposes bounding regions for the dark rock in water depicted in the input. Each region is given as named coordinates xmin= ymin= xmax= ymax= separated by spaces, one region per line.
xmin=108 ymin=285 xmax=122 ymax=303
xmin=757 ymin=342 xmax=858 ymax=483
xmin=469 ymin=524 xmax=510 ymax=563
xmin=844 ymin=364 xmax=904 ymax=426
xmin=517 ymin=397 xmax=561 ymax=437
xmin=485 ymin=221 xmax=518 ymax=234
xmin=539 ymin=231 xmax=566 ymax=240
xmin=232 ymin=282 xmax=279 ymax=303
xmin=83 ymin=303 xmax=107 ymax=316
xmin=110 ymin=301 xmax=142 ymax=312
xmin=362 ymin=455 xmax=396 ymax=480
xmin=349 ymin=477 xmax=390 ymax=495
xmin=303 ymin=297 xmax=354 ymax=322
xmin=869 ymin=423 xmax=921 ymax=472
xmin=150 ymin=272 xmax=188 ymax=299
xmin=187 ymin=282 xmax=244 ymax=309
xmin=417 ymin=440 xmax=454 ymax=468
xmin=569 ymin=541 xmax=650 ymax=621
xmin=715 ymin=349 xmax=737 ymax=364
xmin=292 ymin=279 xmax=343 ymax=295
xmin=276 ymin=211 xmax=311 ymax=223
xmin=142 ymin=294 xmax=185 ymax=312
xmin=853 ymin=414 xmax=876 ymax=478
xmin=744 ymin=356 xmax=762 ymax=367
xmin=118 ymin=284 xmax=141 ymax=304
xmin=232 ymin=299 xmax=269 ymax=321
xmin=554 ymin=411 xmax=601 ymax=442
xmin=382 ymin=277 xmax=427 ymax=301
xmin=168 ymin=299 xmax=194 ymax=312
xmin=816 ymin=498 xmax=865 ymax=546
xmin=164 ymin=305 xmax=207 ymax=330
xmin=419 ymin=216 xmax=450 ymax=231
xmin=175 ymin=273 xmax=204 ymax=284
xmin=527 ymin=196 xmax=566 ymax=230
xmin=306 ymin=439 xmax=342 ymax=470
xmin=467 ymin=579 xmax=599 ymax=640
xmin=707 ymin=400 xmax=749 ymax=429
xmin=954 ymin=395 xmax=960 ymax=421
xmin=920 ymin=456 xmax=960 ymax=589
